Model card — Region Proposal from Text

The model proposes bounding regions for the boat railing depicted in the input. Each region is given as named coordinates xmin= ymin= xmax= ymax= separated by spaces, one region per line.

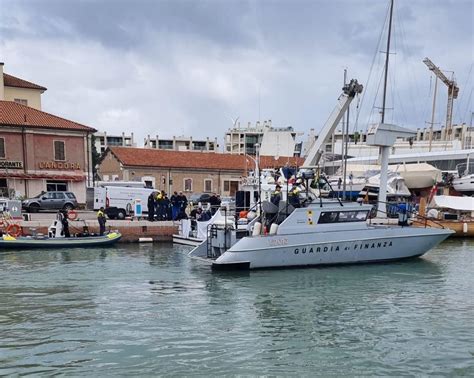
xmin=368 ymin=200 xmax=448 ymax=229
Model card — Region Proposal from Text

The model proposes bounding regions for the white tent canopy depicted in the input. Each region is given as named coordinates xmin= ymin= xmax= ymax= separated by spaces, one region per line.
xmin=433 ymin=196 xmax=474 ymax=211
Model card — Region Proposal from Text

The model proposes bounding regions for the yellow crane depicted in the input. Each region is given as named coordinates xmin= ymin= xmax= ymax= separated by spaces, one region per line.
xmin=423 ymin=57 xmax=459 ymax=141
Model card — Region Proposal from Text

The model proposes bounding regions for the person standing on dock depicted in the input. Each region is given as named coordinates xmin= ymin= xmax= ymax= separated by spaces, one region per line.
xmin=147 ymin=192 xmax=155 ymax=222
xmin=97 ymin=207 xmax=107 ymax=236
xmin=177 ymin=192 xmax=188 ymax=219
xmin=171 ymin=191 xmax=180 ymax=220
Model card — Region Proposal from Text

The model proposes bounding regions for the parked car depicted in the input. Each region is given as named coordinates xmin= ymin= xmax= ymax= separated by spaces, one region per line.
xmin=189 ymin=193 xmax=211 ymax=206
xmin=22 ymin=191 xmax=78 ymax=213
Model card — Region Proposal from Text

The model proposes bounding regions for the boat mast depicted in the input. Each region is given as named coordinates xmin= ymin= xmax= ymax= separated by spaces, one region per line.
xmin=381 ymin=0 xmax=394 ymax=124
xmin=376 ymin=0 xmax=394 ymax=218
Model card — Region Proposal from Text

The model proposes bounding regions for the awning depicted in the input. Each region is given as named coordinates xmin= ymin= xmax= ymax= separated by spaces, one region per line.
xmin=0 ymin=172 xmax=85 ymax=182
xmin=433 ymin=195 xmax=474 ymax=211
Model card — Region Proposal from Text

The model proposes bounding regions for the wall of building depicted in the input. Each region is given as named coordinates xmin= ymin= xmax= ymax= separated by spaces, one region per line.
xmin=3 ymin=87 xmax=42 ymax=110
xmin=0 ymin=128 xmax=90 ymax=203
xmin=97 ymin=153 xmax=244 ymax=196
xmin=26 ymin=132 xmax=86 ymax=171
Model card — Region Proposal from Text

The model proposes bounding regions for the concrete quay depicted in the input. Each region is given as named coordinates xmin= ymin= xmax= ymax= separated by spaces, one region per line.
xmin=18 ymin=219 xmax=178 ymax=243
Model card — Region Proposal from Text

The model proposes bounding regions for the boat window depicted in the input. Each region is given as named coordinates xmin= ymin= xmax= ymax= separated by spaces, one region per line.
xmin=318 ymin=210 xmax=369 ymax=224
xmin=318 ymin=212 xmax=339 ymax=224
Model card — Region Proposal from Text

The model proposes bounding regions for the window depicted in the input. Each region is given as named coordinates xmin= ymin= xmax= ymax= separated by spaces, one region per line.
xmin=223 ymin=180 xmax=230 ymax=192
xmin=0 ymin=178 xmax=7 ymax=197
xmin=0 ymin=138 xmax=4 ymax=158
xmin=204 ymin=179 xmax=212 ymax=192
xmin=65 ymin=193 xmax=76 ymax=199
xmin=53 ymin=192 xmax=65 ymax=199
xmin=54 ymin=141 xmax=66 ymax=161
xmin=46 ymin=181 xmax=68 ymax=191
xmin=318 ymin=210 xmax=369 ymax=224
xmin=184 ymin=178 xmax=192 ymax=192
xmin=14 ymin=98 xmax=28 ymax=106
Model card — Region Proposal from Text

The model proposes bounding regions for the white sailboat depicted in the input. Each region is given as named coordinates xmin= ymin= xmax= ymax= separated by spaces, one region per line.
xmin=452 ymin=159 xmax=474 ymax=196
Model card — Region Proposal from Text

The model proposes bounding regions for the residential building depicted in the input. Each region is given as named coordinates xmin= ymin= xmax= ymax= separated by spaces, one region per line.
xmin=94 ymin=131 xmax=135 ymax=154
xmin=144 ymin=135 xmax=218 ymax=152
xmin=225 ymin=120 xmax=302 ymax=156
xmin=0 ymin=101 xmax=95 ymax=203
xmin=306 ymin=123 xmax=474 ymax=162
xmin=97 ymin=147 xmax=303 ymax=196
xmin=0 ymin=62 xmax=46 ymax=110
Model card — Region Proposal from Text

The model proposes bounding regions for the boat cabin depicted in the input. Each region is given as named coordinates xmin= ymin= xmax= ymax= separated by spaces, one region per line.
xmin=271 ymin=202 xmax=373 ymax=236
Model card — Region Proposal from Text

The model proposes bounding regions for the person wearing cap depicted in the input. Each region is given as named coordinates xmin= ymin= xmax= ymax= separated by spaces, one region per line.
xmin=271 ymin=184 xmax=282 ymax=206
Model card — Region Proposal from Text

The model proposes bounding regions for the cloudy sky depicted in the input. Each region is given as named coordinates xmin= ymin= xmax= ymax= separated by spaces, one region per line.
xmin=1 ymin=0 xmax=473 ymax=147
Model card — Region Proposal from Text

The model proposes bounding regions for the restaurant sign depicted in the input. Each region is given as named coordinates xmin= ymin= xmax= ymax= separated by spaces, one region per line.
xmin=39 ymin=161 xmax=81 ymax=170
xmin=0 ymin=161 xmax=24 ymax=169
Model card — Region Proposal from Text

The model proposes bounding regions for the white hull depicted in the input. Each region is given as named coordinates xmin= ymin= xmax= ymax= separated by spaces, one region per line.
xmin=172 ymin=234 xmax=203 ymax=246
xmin=212 ymin=227 xmax=451 ymax=269
xmin=452 ymin=174 xmax=474 ymax=195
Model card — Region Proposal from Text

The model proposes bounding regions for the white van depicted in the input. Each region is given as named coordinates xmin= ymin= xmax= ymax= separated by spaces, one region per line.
xmin=94 ymin=186 xmax=155 ymax=219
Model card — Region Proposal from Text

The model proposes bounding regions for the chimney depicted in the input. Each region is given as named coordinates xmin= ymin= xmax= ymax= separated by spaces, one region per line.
xmin=0 ymin=62 xmax=4 ymax=100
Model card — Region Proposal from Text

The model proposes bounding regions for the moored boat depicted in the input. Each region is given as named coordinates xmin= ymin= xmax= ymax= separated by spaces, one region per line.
xmin=189 ymin=200 xmax=453 ymax=270
xmin=0 ymin=232 xmax=122 ymax=249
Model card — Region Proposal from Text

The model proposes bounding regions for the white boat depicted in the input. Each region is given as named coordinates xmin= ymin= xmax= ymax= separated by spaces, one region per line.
xmin=189 ymin=200 xmax=453 ymax=270
xmin=330 ymin=163 xmax=441 ymax=193
xmin=391 ymin=162 xmax=441 ymax=189
xmin=358 ymin=171 xmax=411 ymax=199
xmin=172 ymin=208 xmax=235 ymax=246
xmin=452 ymin=161 xmax=474 ymax=196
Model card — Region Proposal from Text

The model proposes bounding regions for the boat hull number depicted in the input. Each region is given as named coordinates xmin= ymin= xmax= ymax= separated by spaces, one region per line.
xmin=269 ymin=238 xmax=288 ymax=247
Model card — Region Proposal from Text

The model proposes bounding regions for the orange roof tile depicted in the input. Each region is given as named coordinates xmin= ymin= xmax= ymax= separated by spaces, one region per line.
xmin=3 ymin=73 xmax=47 ymax=91
xmin=109 ymin=146 xmax=304 ymax=171
xmin=0 ymin=101 xmax=95 ymax=132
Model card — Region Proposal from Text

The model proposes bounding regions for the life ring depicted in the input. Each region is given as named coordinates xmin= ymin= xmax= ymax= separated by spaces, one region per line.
xmin=67 ymin=210 xmax=78 ymax=221
xmin=6 ymin=223 xmax=22 ymax=237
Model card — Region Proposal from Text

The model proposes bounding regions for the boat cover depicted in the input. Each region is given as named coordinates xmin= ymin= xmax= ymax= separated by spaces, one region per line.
xmin=433 ymin=195 xmax=474 ymax=211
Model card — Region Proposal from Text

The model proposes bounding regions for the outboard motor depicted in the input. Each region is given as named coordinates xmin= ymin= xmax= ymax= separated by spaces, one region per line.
xmin=48 ymin=213 xmax=64 ymax=238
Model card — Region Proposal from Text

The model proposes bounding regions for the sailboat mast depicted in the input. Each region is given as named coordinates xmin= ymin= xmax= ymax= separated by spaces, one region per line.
xmin=381 ymin=0 xmax=394 ymax=123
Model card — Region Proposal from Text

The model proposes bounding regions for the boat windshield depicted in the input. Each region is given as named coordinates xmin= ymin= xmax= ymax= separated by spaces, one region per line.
xmin=318 ymin=210 xmax=369 ymax=224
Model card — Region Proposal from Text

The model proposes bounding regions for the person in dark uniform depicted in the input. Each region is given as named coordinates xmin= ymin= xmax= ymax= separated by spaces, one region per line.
xmin=147 ymin=192 xmax=155 ymax=221
xmin=288 ymin=185 xmax=301 ymax=208
xmin=209 ymin=193 xmax=219 ymax=215
xmin=171 ymin=191 xmax=179 ymax=220
xmin=271 ymin=185 xmax=282 ymax=206
xmin=97 ymin=207 xmax=107 ymax=236
xmin=60 ymin=210 xmax=70 ymax=237
xmin=177 ymin=192 xmax=188 ymax=220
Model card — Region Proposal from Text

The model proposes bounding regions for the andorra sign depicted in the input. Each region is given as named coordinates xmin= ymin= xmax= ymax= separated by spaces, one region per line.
xmin=38 ymin=161 xmax=81 ymax=170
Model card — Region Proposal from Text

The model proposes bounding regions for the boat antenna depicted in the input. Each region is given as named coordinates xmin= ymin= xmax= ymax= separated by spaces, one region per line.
xmin=381 ymin=0 xmax=394 ymax=123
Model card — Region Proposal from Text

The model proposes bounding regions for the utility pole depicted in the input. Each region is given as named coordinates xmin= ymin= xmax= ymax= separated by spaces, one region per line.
xmin=428 ymin=76 xmax=438 ymax=152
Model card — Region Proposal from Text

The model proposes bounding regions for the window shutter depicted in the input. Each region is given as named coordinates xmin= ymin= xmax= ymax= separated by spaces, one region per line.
xmin=54 ymin=141 xmax=65 ymax=160
xmin=0 ymin=138 xmax=5 ymax=158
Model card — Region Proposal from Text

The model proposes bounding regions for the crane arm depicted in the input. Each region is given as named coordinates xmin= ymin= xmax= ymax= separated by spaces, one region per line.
xmin=423 ymin=57 xmax=459 ymax=98
xmin=302 ymin=79 xmax=363 ymax=167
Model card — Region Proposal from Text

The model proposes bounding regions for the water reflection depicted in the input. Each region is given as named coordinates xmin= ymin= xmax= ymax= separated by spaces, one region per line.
xmin=0 ymin=240 xmax=472 ymax=376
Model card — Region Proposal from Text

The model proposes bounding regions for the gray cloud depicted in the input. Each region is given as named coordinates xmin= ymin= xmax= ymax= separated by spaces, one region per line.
xmin=1 ymin=0 xmax=472 ymax=146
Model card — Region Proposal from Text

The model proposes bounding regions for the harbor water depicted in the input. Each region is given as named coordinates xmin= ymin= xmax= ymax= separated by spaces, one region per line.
xmin=1 ymin=239 xmax=473 ymax=375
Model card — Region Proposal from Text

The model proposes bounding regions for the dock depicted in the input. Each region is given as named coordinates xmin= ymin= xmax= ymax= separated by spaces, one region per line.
xmin=18 ymin=219 xmax=178 ymax=243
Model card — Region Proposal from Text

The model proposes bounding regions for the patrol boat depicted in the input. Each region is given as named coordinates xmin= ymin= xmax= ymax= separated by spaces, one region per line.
xmin=188 ymin=78 xmax=454 ymax=270
xmin=188 ymin=200 xmax=453 ymax=270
